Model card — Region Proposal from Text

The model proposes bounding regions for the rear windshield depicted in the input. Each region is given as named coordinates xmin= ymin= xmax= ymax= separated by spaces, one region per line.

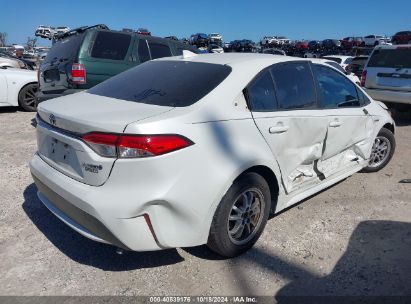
xmin=44 ymin=33 xmax=85 ymax=63
xmin=88 ymin=61 xmax=232 ymax=107
xmin=368 ymin=48 xmax=411 ymax=68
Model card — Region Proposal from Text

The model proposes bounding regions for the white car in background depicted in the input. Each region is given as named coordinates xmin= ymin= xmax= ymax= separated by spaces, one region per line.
xmin=209 ymin=33 xmax=222 ymax=43
xmin=0 ymin=67 xmax=38 ymax=111
xmin=363 ymin=35 xmax=391 ymax=47
xmin=261 ymin=36 xmax=278 ymax=46
xmin=362 ymin=45 xmax=411 ymax=106
xmin=30 ymin=53 xmax=395 ymax=257
xmin=56 ymin=26 xmax=70 ymax=35
xmin=322 ymin=55 xmax=354 ymax=70
xmin=208 ymin=44 xmax=224 ymax=53
xmin=314 ymin=58 xmax=361 ymax=85
xmin=276 ymin=36 xmax=291 ymax=45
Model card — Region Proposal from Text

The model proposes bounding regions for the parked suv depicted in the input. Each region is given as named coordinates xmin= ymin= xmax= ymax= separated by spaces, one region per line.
xmin=36 ymin=25 xmax=197 ymax=104
xmin=362 ymin=45 xmax=411 ymax=106
xmin=391 ymin=31 xmax=411 ymax=45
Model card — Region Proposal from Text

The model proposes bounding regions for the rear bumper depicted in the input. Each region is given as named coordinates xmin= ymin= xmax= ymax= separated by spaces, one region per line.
xmin=36 ymin=89 xmax=83 ymax=103
xmin=29 ymin=153 xmax=162 ymax=251
xmin=365 ymin=88 xmax=411 ymax=105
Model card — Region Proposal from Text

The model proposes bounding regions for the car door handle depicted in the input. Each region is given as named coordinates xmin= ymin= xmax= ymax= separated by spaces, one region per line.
xmin=269 ymin=125 xmax=289 ymax=134
xmin=329 ymin=120 xmax=342 ymax=127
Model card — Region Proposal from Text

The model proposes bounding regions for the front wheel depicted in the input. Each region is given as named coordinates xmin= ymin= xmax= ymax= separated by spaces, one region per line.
xmin=18 ymin=83 xmax=39 ymax=112
xmin=362 ymin=128 xmax=395 ymax=173
xmin=207 ymin=172 xmax=271 ymax=257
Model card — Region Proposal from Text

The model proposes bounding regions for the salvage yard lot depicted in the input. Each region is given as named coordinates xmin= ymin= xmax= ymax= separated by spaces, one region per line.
xmin=0 ymin=108 xmax=410 ymax=296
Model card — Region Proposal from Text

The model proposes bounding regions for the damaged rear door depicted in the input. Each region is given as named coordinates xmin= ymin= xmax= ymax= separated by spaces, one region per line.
xmin=312 ymin=64 xmax=374 ymax=177
xmin=247 ymin=61 xmax=328 ymax=193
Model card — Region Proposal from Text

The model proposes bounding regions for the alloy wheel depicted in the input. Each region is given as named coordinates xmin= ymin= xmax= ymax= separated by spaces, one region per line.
xmin=227 ymin=188 xmax=265 ymax=245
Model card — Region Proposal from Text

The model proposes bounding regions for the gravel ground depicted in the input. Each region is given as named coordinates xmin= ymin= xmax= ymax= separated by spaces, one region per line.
xmin=0 ymin=107 xmax=410 ymax=297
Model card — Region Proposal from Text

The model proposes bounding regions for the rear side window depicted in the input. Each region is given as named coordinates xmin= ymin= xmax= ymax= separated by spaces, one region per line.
xmin=44 ymin=33 xmax=85 ymax=64
xmin=313 ymin=64 xmax=360 ymax=108
xmin=247 ymin=70 xmax=277 ymax=112
xmin=91 ymin=31 xmax=131 ymax=60
xmin=368 ymin=48 xmax=411 ymax=68
xmin=271 ymin=62 xmax=316 ymax=109
xmin=88 ymin=61 xmax=232 ymax=107
xmin=138 ymin=39 xmax=150 ymax=63
xmin=148 ymin=42 xmax=172 ymax=59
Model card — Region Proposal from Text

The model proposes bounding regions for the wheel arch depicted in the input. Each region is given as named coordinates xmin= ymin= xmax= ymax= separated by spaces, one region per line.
xmin=17 ymin=81 xmax=38 ymax=107
xmin=237 ymin=165 xmax=280 ymax=213
xmin=383 ymin=123 xmax=395 ymax=134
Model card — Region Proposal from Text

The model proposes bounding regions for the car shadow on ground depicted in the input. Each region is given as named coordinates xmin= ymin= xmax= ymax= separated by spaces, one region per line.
xmin=0 ymin=106 xmax=18 ymax=113
xmin=392 ymin=110 xmax=411 ymax=126
xmin=22 ymin=183 xmax=184 ymax=271
xmin=258 ymin=220 xmax=410 ymax=297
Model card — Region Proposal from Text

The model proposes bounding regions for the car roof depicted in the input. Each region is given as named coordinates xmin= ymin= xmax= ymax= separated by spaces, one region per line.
xmin=156 ymin=53 xmax=309 ymax=69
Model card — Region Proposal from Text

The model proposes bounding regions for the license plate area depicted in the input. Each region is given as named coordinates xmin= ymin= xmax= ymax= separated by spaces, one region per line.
xmin=49 ymin=137 xmax=74 ymax=165
xmin=37 ymin=129 xmax=84 ymax=180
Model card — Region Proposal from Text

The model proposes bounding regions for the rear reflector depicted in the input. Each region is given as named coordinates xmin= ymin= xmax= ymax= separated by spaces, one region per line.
xmin=71 ymin=63 xmax=86 ymax=84
xmin=82 ymin=133 xmax=194 ymax=158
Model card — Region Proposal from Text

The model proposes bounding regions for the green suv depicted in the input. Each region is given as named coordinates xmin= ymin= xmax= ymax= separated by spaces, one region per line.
xmin=36 ymin=25 xmax=197 ymax=103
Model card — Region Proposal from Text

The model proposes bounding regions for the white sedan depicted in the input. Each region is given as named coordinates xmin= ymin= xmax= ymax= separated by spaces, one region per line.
xmin=321 ymin=55 xmax=354 ymax=70
xmin=315 ymin=59 xmax=361 ymax=85
xmin=30 ymin=53 xmax=395 ymax=257
xmin=0 ymin=67 xmax=38 ymax=111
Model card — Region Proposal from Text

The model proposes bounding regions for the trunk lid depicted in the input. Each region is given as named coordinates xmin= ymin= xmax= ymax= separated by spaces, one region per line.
xmin=36 ymin=92 xmax=173 ymax=186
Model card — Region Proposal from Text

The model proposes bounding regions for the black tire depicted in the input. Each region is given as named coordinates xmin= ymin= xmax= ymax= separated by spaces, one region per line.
xmin=18 ymin=83 xmax=38 ymax=112
xmin=362 ymin=128 xmax=395 ymax=173
xmin=207 ymin=172 xmax=271 ymax=257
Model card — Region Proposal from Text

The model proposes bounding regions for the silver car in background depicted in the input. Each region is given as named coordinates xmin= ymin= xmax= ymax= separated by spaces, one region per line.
xmin=362 ymin=45 xmax=411 ymax=106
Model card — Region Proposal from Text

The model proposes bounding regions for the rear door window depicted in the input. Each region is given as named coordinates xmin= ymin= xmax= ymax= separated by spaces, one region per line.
xmin=148 ymin=42 xmax=172 ymax=59
xmin=368 ymin=48 xmax=411 ymax=68
xmin=270 ymin=62 xmax=317 ymax=110
xmin=247 ymin=70 xmax=278 ymax=112
xmin=88 ymin=61 xmax=232 ymax=107
xmin=313 ymin=64 xmax=360 ymax=108
xmin=91 ymin=31 xmax=132 ymax=60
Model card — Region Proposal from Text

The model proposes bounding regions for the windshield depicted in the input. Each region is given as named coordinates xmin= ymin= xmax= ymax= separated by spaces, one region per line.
xmin=88 ymin=61 xmax=232 ymax=107
xmin=368 ymin=48 xmax=411 ymax=68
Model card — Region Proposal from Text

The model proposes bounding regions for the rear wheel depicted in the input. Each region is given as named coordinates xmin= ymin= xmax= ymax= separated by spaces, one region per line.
xmin=18 ymin=83 xmax=38 ymax=112
xmin=362 ymin=128 xmax=395 ymax=173
xmin=207 ymin=172 xmax=271 ymax=257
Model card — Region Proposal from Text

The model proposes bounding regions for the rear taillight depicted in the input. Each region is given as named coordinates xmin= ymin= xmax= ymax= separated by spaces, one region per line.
xmin=71 ymin=63 xmax=86 ymax=84
xmin=82 ymin=133 xmax=194 ymax=158
xmin=360 ymin=70 xmax=367 ymax=87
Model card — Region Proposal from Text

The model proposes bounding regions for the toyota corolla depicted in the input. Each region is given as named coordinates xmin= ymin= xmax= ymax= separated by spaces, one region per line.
xmin=30 ymin=53 xmax=395 ymax=257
